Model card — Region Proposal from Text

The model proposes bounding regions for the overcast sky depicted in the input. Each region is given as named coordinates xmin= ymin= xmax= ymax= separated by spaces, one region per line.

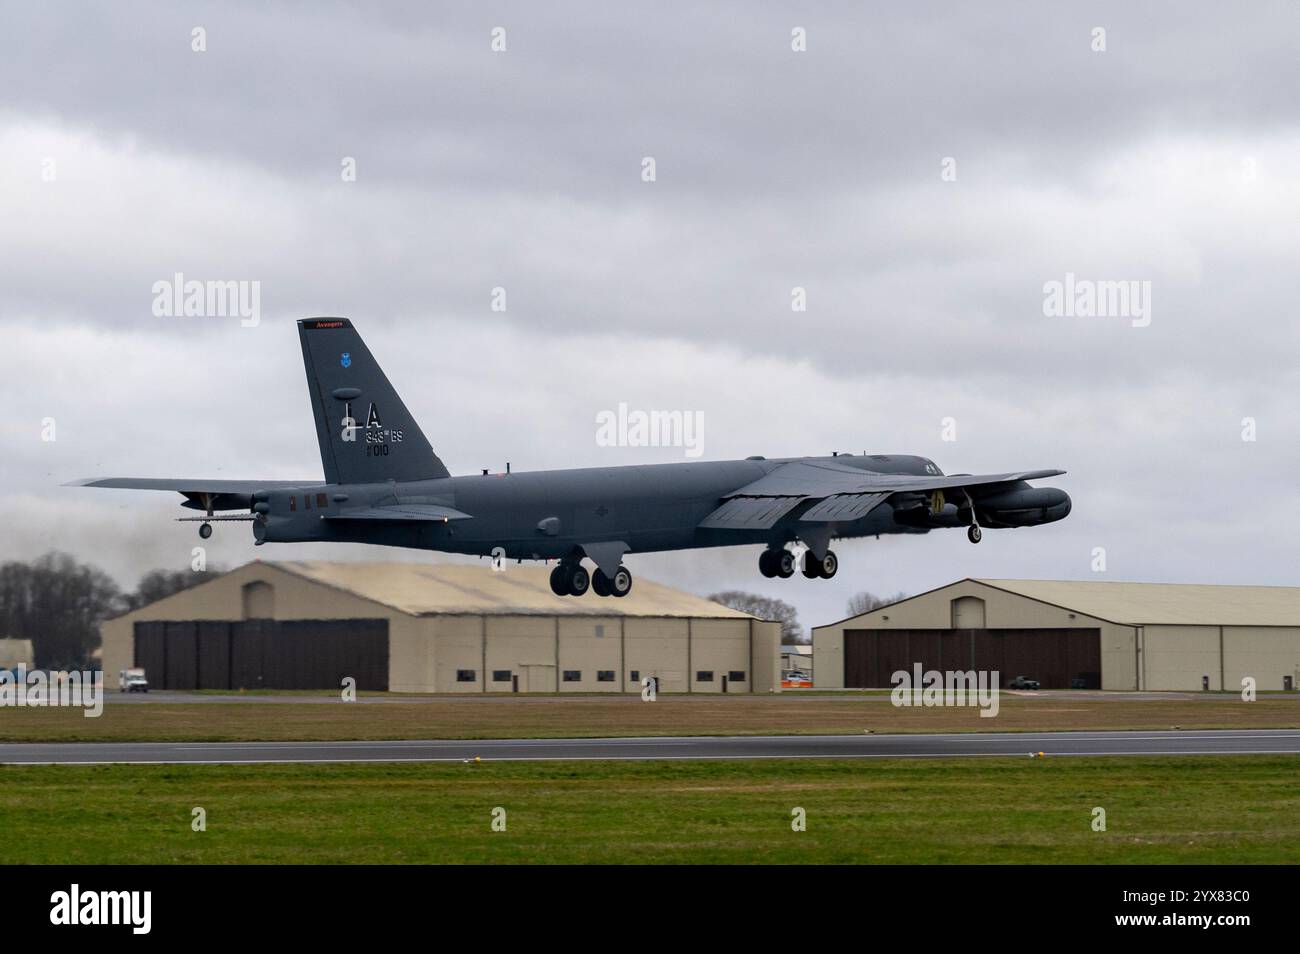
xmin=4 ymin=1 xmax=1299 ymax=632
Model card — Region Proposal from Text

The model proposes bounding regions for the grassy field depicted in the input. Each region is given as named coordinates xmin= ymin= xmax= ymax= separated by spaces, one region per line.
xmin=2 ymin=756 xmax=1297 ymax=864
xmin=0 ymin=693 xmax=1296 ymax=743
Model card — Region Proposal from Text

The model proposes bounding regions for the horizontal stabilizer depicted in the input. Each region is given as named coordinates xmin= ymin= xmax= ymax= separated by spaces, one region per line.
xmin=68 ymin=477 xmax=316 ymax=511
xmin=67 ymin=477 xmax=313 ymax=493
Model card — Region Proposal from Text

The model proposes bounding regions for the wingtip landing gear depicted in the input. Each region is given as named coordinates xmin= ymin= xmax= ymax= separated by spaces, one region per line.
xmin=961 ymin=488 xmax=982 ymax=544
xmin=198 ymin=522 xmax=213 ymax=540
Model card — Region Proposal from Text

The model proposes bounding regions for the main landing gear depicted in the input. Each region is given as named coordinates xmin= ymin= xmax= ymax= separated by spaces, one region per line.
xmin=550 ymin=561 xmax=632 ymax=598
xmin=592 ymin=565 xmax=633 ymax=598
xmin=758 ymin=548 xmax=796 ymax=579
xmin=802 ymin=549 xmax=838 ymax=579
xmin=759 ymin=547 xmax=837 ymax=580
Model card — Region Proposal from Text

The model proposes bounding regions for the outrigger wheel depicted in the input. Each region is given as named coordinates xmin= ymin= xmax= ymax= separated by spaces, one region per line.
xmin=199 ymin=522 xmax=213 ymax=539
xmin=967 ymin=524 xmax=982 ymax=544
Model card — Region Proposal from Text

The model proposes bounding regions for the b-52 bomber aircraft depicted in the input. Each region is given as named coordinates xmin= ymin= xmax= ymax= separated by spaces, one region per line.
xmin=72 ymin=318 xmax=1071 ymax=598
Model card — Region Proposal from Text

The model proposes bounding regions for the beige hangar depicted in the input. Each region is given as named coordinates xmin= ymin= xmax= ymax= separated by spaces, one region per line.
xmin=100 ymin=561 xmax=781 ymax=694
xmin=812 ymin=578 xmax=1300 ymax=692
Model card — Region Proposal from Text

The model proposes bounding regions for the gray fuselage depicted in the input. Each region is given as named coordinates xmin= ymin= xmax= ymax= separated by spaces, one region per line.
xmin=254 ymin=454 xmax=944 ymax=560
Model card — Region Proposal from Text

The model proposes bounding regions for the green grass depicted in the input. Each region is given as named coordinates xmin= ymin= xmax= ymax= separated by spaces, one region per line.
xmin=3 ymin=756 xmax=1297 ymax=864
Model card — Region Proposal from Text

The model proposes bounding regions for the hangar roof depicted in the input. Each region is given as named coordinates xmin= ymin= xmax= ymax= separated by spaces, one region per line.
xmin=975 ymin=579 xmax=1300 ymax=626
xmin=271 ymin=561 xmax=753 ymax=619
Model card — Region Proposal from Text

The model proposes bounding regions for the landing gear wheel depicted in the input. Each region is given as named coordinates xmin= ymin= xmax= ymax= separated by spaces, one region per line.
xmin=967 ymin=524 xmax=982 ymax=544
xmin=758 ymin=549 xmax=780 ymax=578
xmin=820 ymin=550 xmax=838 ymax=579
xmin=592 ymin=569 xmax=613 ymax=597
xmin=549 ymin=564 xmax=569 ymax=596
xmin=199 ymin=522 xmax=213 ymax=540
xmin=776 ymin=550 xmax=796 ymax=579
xmin=609 ymin=565 xmax=633 ymax=598
xmin=568 ymin=564 xmax=591 ymax=596
xmin=802 ymin=553 xmax=822 ymax=579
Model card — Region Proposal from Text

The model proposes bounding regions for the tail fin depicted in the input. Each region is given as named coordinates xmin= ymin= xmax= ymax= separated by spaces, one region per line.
xmin=297 ymin=318 xmax=450 ymax=485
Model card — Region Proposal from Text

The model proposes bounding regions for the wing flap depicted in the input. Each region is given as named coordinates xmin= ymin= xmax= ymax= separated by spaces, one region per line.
xmin=698 ymin=495 xmax=805 ymax=530
xmin=799 ymin=491 xmax=890 ymax=523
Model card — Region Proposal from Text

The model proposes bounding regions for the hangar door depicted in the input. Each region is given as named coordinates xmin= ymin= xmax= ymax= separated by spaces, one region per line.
xmin=133 ymin=619 xmax=389 ymax=691
xmin=843 ymin=628 xmax=1101 ymax=690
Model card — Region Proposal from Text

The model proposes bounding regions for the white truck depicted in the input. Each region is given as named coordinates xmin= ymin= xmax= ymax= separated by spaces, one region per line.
xmin=119 ymin=668 xmax=150 ymax=693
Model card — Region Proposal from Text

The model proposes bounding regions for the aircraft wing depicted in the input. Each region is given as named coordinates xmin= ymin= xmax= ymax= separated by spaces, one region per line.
xmin=67 ymin=477 xmax=317 ymax=511
xmin=700 ymin=460 xmax=1066 ymax=529
xmin=324 ymin=503 xmax=473 ymax=523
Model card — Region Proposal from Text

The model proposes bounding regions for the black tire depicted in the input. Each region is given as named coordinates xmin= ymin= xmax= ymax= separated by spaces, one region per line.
xmin=967 ymin=525 xmax=982 ymax=544
xmin=610 ymin=565 xmax=633 ymax=597
xmin=549 ymin=564 xmax=569 ymax=596
xmin=592 ymin=569 xmax=613 ymax=597
xmin=568 ymin=565 xmax=590 ymax=596
xmin=776 ymin=551 xmax=796 ymax=579
xmin=199 ymin=523 xmax=213 ymax=539
xmin=820 ymin=550 xmax=838 ymax=579
xmin=758 ymin=550 xmax=779 ymax=578
xmin=802 ymin=553 xmax=822 ymax=579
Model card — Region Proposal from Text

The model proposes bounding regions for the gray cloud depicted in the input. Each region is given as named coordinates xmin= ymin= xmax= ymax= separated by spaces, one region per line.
xmin=3 ymin=2 xmax=1298 ymax=629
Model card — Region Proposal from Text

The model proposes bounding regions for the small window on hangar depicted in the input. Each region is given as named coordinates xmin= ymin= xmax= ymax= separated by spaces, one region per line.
xmin=951 ymin=595 xmax=986 ymax=629
xmin=242 ymin=581 xmax=275 ymax=620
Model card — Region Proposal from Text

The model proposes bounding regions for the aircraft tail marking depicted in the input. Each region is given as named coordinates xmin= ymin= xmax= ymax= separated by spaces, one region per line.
xmin=297 ymin=318 xmax=450 ymax=485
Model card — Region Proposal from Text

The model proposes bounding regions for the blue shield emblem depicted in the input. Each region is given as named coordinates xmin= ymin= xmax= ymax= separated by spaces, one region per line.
xmin=340 ymin=352 xmax=351 ymax=368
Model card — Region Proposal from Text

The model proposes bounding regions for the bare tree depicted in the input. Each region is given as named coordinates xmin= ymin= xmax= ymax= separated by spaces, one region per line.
xmin=0 ymin=552 xmax=123 ymax=669
xmin=708 ymin=590 xmax=804 ymax=643
xmin=846 ymin=590 xmax=909 ymax=618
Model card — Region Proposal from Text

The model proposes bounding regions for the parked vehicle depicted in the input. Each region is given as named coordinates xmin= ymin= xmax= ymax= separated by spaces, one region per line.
xmin=119 ymin=668 xmax=149 ymax=693
xmin=1007 ymin=675 xmax=1040 ymax=690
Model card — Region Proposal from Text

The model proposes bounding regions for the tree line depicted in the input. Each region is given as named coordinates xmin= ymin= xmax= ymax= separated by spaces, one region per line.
xmin=707 ymin=588 xmax=909 ymax=644
xmin=0 ymin=553 xmax=222 ymax=669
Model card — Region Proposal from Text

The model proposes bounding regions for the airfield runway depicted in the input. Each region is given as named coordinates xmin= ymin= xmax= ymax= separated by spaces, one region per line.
xmin=2 ymin=729 xmax=1298 ymax=765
